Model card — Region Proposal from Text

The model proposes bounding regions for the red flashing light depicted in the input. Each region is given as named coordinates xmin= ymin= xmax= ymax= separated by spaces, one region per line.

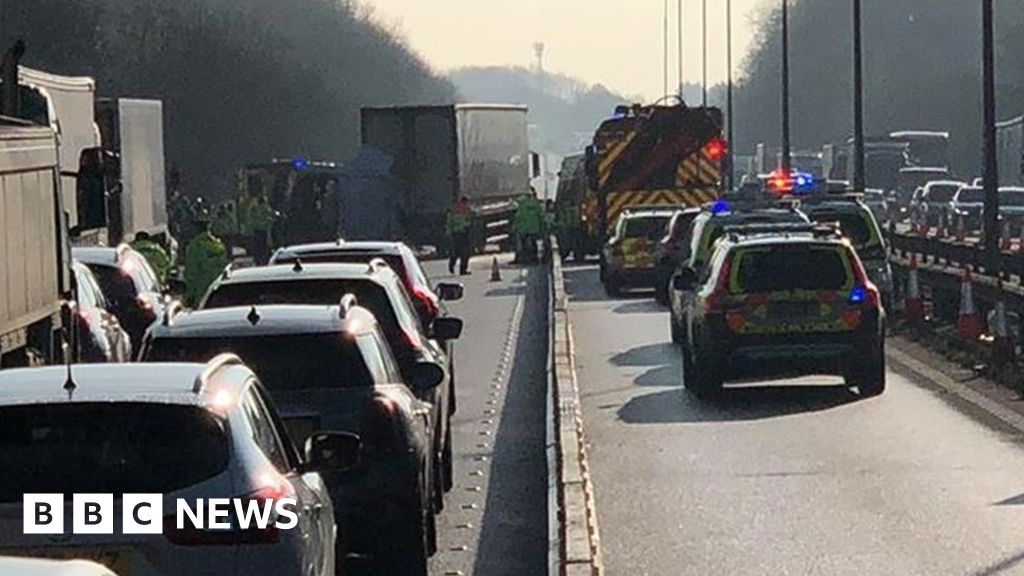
xmin=706 ymin=139 xmax=726 ymax=161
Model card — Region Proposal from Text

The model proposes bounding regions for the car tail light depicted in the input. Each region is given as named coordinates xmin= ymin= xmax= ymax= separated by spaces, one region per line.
xmin=412 ymin=286 xmax=439 ymax=319
xmin=163 ymin=477 xmax=293 ymax=546
xmin=849 ymin=258 xmax=881 ymax=309
xmin=361 ymin=395 xmax=400 ymax=451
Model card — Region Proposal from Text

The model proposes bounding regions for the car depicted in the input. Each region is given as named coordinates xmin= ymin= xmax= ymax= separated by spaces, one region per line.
xmin=668 ymin=202 xmax=810 ymax=344
xmin=0 ymin=359 xmax=346 ymax=575
xmin=142 ymin=300 xmax=439 ymax=575
xmin=799 ymin=196 xmax=893 ymax=311
xmin=269 ymin=240 xmax=465 ymax=414
xmin=269 ymin=241 xmax=464 ymax=328
xmin=72 ymin=245 xmax=171 ymax=353
xmin=600 ymin=207 xmax=675 ymax=296
xmin=999 ymin=187 xmax=1024 ymax=235
xmin=196 ymin=262 xmax=461 ymax=515
xmin=947 ymin=185 xmax=985 ymax=233
xmin=675 ymin=225 xmax=886 ymax=399
xmin=909 ymin=180 xmax=964 ymax=228
xmin=862 ymin=188 xmax=889 ymax=227
xmin=653 ymin=208 xmax=702 ymax=305
xmin=0 ymin=557 xmax=118 ymax=576
xmin=70 ymin=261 xmax=132 ymax=363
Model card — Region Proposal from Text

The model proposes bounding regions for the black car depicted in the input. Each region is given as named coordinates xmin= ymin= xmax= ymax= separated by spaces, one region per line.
xmin=198 ymin=262 xmax=461 ymax=512
xmin=70 ymin=261 xmax=132 ymax=363
xmin=142 ymin=301 xmax=439 ymax=574
xmin=676 ymin=226 xmax=886 ymax=399
xmin=73 ymin=245 xmax=170 ymax=353
xmin=653 ymin=208 xmax=701 ymax=305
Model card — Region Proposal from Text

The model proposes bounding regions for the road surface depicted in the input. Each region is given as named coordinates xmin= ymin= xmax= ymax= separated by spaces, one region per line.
xmin=426 ymin=255 xmax=549 ymax=576
xmin=565 ymin=263 xmax=1024 ymax=576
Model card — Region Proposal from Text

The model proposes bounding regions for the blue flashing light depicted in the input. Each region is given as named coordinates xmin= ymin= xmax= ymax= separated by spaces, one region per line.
xmin=711 ymin=200 xmax=731 ymax=215
xmin=291 ymin=158 xmax=309 ymax=171
xmin=848 ymin=286 xmax=867 ymax=304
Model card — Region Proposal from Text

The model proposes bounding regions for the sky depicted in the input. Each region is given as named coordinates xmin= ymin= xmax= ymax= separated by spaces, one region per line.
xmin=363 ymin=0 xmax=772 ymax=101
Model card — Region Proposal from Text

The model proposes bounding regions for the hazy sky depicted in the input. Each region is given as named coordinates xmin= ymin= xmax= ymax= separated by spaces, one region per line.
xmin=364 ymin=0 xmax=771 ymax=100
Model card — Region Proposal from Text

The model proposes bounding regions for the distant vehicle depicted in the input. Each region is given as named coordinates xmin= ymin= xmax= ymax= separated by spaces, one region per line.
xmin=360 ymin=104 xmax=533 ymax=250
xmin=948 ymin=186 xmax=985 ymax=233
xmin=654 ymin=208 xmax=702 ymax=305
xmin=800 ymin=197 xmax=893 ymax=310
xmin=73 ymin=245 xmax=170 ymax=353
xmin=668 ymin=202 xmax=809 ymax=344
xmin=553 ymin=153 xmax=593 ymax=260
xmin=601 ymin=208 xmax=675 ymax=297
xmin=973 ymin=177 xmax=984 ymax=187
xmin=845 ymin=137 xmax=907 ymax=192
xmin=999 ymin=187 xmax=1024 ymax=234
xmin=862 ymin=189 xmax=889 ymax=226
xmin=755 ymin=144 xmax=824 ymax=179
xmin=143 ymin=302 xmax=438 ymax=574
xmin=198 ymin=263 xmax=462 ymax=517
xmin=582 ymin=103 xmax=724 ymax=263
xmin=997 ymin=116 xmax=1024 ymax=186
xmin=889 ymin=130 xmax=950 ymax=169
xmin=909 ymin=180 xmax=964 ymax=228
xmin=0 ymin=119 xmax=70 ymax=368
xmin=675 ymin=227 xmax=886 ymax=399
xmin=70 ymin=261 xmax=132 ymax=363
xmin=0 ymin=360 xmax=344 ymax=575
xmin=0 ymin=557 xmax=117 ymax=576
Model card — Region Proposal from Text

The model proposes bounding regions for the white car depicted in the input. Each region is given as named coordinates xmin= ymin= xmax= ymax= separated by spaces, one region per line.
xmin=0 ymin=359 xmax=356 ymax=576
xmin=0 ymin=557 xmax=116 ymax=576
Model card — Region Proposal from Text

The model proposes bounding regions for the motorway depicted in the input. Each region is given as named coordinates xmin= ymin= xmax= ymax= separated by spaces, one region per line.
xmin=425 ymin=255 xmax=548 ymax=576
xmin=564 ymin=263 xmax=1024 ymax=576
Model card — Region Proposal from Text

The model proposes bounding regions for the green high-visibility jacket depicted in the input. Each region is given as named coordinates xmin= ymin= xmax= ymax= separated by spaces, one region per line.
xmin=513 ymin=197 xmax=544 ymax=235
xmin=184 ymin=232 xmax=228 ymax=306
xmin=131 ymin=239 xmax=171 ymax=285
xmin=446 ymin=205 xmax=473 ymax=235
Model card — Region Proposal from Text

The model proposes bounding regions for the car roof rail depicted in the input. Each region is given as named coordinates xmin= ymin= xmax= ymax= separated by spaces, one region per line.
xmin=339 ymin=293 xmax=358 ymax=319
xmin=292 ymin=258 xmax=304 ymax=273
xmin=193 ymin=353 xmax=244 ymax=394
xmin=220 ymin=262 xmax=233 ymax=280
xmin=367 ymin=257 xmax=390 ymax=273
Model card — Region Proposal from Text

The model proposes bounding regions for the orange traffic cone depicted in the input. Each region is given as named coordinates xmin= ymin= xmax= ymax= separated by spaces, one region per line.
xmin=904 ymin=254 xmax=924 ymax=325
xmin=957 ymin=267 xmax=983 ymax=340
xmin=490 ymin=256 xmax=501 ymax=282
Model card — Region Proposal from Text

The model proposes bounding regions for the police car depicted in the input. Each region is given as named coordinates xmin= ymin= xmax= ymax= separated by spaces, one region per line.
xmin=600 ymin=207 xmax=675 ymax=297
xmin=675 ymin=223 xmax=886 ymax=399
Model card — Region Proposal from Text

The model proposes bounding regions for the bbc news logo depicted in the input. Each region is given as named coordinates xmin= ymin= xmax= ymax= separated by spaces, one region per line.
xmin=23 ymin=494 xmax=299 ymax=535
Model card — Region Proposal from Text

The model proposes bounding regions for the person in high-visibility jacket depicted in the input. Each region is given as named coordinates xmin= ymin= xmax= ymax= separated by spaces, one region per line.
xmin=130 ymin=231 xmax=171 ymax=286
xmin=513 ymin=193 xmax=544 ymax=264
xmin=184 ymin=218 xmax=229 ymax=307
xmin=211 ymin=202 xmax=238 ymax=259
xmin=249 ymin=195 xmax=277 ymax=266
xmin=446 ymin=196 xmax=473 ymax=275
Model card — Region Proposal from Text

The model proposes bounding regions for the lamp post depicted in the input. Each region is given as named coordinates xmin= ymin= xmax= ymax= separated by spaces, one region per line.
xmin=982 ymin=0 xmax=1000 ymax=272
xmin=702 ymin=0 xmax=708 ymax=106
xmin=726 ymin=0 xmax=734 ymax=190
xmin=852 ymin=0 xmax=865 ymax=191
xmin=780 ymin=0 xmax=791 ymax=175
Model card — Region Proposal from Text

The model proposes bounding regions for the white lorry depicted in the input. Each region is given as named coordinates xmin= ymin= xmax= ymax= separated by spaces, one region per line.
xmin=0 ymin=118 xmax=69 ymax=367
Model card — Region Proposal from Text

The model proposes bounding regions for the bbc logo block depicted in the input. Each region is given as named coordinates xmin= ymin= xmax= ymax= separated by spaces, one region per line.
xmin=24 ymin=494 xmax=163 ymax=535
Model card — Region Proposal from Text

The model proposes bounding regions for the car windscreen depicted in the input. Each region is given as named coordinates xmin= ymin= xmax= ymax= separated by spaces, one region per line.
xmin=87 ymin=264 xmax=140 ymax=308
xmin=624 ymin=216 xmax=671 ymax=241
xmin=956 ymin=188 xmax=984 ymax=204
xmin=805 ymin=209 xmax=875 ymax=248
xmin=146 ymin=334 xmax=374 ymax=390
xmin=927 ymin=185 xmax=958 ymax=203
xmin=731 ymin=245 xmax=853 ymax=293
xmin=0 ymin=403 xmax=227 ymax=502
xmin=1002 ymin=190 xmax=1024 ymax=207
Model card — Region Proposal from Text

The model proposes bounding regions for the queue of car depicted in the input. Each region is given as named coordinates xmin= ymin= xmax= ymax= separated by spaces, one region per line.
xmin=601 ymin=174 xmax=889 ymax=401
xmin=0 ymin=239 xmax=464 ymax=576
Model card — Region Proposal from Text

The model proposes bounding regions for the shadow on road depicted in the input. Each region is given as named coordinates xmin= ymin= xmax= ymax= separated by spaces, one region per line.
xmin=485 ymin=285 xmax=526 ymax=298
xmin=970 ymin=547 xmax=1024 ymax=576
xmin=612 ymin=300 xmax=664 ymax=315
xmin=610 ymin=343 xmax=677 ymax=367
xmin=618 ymin=384 xmax=861 ymax=424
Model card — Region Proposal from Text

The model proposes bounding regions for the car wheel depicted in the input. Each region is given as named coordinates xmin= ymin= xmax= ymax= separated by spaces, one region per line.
xmin=670 ymin=318 xmax=684 ymax=344
xmin=385 ymin=483 xmax=431 ymax=575
xmin=850 ymin=343 xmax=887 ymax=398
xmin=442 ymin=424 xmax=454 ymax=493
xmin=687 ymin=350 xmax=723 ymax=400
xmin=654 ymin=282 xmax=670 ymax=306
xmin=604 ymin=276 xmax=621 ymax=297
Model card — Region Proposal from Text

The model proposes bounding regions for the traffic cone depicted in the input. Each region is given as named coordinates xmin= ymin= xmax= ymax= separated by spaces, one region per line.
xmin=1001 ymin=219 xmax=1012 ymax=252
xmin=904 ymin=254 xmax=925 ymax=325
xmin=955 ymin=214 xmax=966 ymax=243
xmin=991 ymin=287 xmax=1016 ymax=371
xmin=490 ymin=256 xmax=501 ymax=282
xmin=957 ymin=267 xmax=983 ymax=340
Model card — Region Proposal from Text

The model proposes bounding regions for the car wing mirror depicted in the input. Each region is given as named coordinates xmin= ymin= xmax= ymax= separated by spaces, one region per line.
xmin=436 ymin=282 xmax=464 ymax=302
xmin=410 ymin=360 xmax=446 ymax=391
xmin=432 ymin=317 xmax=463 ymax=341
xmin=304 ymin=431 xmax=362 ymax=473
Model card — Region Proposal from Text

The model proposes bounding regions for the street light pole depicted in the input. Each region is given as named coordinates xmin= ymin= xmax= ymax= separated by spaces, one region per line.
xmin=982 ymin=0 xmax=1000 ymax=272
xmin=852 ymin=0 xmax=865 ymax=191
xmin=663 ymin=0 xmax=669 ymax=98
xmin=780 ymin=0 xmax=791 ymax=174
xmin=678 ymin=0 xmax=684 ymax=99
xmin=727 ymin=0 xmax=735 ymax=191
xmin=702 ymin=0 xmax=708 ymax=106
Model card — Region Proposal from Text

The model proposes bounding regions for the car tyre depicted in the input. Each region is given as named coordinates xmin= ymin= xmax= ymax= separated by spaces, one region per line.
xmin=387 ymin=483 xmax=431 ymax=575
xmin=603 ymin=276 xmax=621 ymax=297
xmin=670 ymin=319 xmax=684 ymax=344
xmin=442 ymin=424 xmax=454 ymax=493
xmin=851 ymin=343 xmax=886 ymax=398
xmin=687 ymin=350 xmax=722 ymax=400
